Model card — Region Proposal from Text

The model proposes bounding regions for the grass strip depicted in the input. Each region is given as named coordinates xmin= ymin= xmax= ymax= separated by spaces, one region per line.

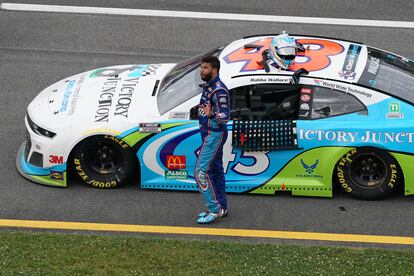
xmin=0 ymin=231 xmax=413 ymax=275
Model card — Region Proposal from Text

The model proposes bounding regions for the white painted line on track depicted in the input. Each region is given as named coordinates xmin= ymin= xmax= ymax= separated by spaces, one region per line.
xmin=1 ymin=3 xmax=414 ymax=29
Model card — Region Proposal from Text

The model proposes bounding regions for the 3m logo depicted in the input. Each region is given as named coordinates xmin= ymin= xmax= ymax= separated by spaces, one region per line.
xmin=49 ymin=155 xmax=64 ymax=164
xmin=166 ymin=155 xmax=186 ymax=170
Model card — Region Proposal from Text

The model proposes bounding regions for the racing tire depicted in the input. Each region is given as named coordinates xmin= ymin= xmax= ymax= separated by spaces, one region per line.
xmin=335 ymin=147 xmax=401 ymax=200
xmin=72 ymin=135 xmax=137 ymax=189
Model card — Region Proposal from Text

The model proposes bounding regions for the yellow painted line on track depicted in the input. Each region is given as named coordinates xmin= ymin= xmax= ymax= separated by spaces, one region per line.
xmin=0 ymin=219 xmax=413 ymax=245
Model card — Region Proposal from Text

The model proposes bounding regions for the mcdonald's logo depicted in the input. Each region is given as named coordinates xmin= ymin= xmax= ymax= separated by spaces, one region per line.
xmin=166 ymin=155 xmax=186 ymax=170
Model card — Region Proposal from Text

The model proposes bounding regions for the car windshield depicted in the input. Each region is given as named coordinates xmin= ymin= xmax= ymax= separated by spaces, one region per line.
xmin=358 ymin=47 xmax=414 ymax=102
xmin=157 ymin=46 xmax=224 ymax=115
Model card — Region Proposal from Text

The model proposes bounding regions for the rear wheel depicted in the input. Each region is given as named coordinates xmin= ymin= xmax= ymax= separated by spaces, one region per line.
xmin=335 ymin=147 xmax=401 ymax=200
xmin=72 ymin=135 xmax=137 ymax=188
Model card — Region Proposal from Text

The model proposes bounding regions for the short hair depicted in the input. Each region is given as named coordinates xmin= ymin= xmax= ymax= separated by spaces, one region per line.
xmin=201 ymin=56 xmax=220 ymax=72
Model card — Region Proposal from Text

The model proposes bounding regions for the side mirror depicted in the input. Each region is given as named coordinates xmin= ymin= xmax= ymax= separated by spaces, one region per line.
xmin=190 ymin=105 xmax=199 ymax=120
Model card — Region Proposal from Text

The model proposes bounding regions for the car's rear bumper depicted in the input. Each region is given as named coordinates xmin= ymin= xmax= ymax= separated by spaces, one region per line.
xmin=16 ymin=141 xmax=67 ymax=187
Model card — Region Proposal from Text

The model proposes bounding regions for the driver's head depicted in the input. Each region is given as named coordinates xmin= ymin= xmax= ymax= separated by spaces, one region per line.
xmin=269 ymin=31 xmax=297 ymax=70
xmin=200 ymin=56 xmax=220 ymax=82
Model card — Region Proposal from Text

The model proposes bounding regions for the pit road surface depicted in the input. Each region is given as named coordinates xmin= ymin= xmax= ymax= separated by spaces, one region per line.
xmin=1 ymin=1 xmax=414 ymax=247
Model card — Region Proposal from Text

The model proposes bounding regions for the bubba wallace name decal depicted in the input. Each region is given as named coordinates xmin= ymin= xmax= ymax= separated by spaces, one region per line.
xmin=95 ymin=77 xmax=139 ymax=122
xmin=299 ymin=129 xmax=414 ymax=143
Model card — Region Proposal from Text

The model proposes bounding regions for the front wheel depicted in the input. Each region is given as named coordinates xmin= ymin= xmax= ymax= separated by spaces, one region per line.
xmin=72 ymin=135 xmax=137 ymax=188
xmin=335 ymin=147 xmax=401 ymax=200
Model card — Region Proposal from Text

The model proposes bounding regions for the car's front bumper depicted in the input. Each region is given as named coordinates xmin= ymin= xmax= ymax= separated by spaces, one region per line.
xmin=16 ymin=141 xmax=67 ymax=187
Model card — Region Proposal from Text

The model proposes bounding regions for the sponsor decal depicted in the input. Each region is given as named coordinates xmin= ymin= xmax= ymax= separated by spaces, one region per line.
xmin=301 ymin=88 xmax=312 ymax=94
xmin=300 ymin=103 xmax=310 ymax=110
xmin=49 ymin=155 xmax=64 ymax=164
xmin=367 ymin=56 xmax=380 ymax=75
xmin=313 ymin=79 xmax=323 ymax=86
xmin=216 ymin=113 xmax=227 ymax=119
xmin=296 ymin=159 xmax=322 ymax=178
xmin=314 ymin=80 xmax=372 ymax=98
xmin=59 ymin=80 xmax=76 ymax=112
xmin=89 ymin=65 xmax=141 ymax=78
xmin=74 ymin=158 xmax=117 ymax=188
xmin=104 ymin=135 xmax=130 ymax=149
xmin=198 ymin=105 xmax=208 ymax=117
xmin=386 ymin=102 xmax=404 ymax=119
xmin=388 ymin=164 xmax=399 ymax=189
xmin=338 ymin=44 xmax=362 ymax=80
xmin=169 ymin=112 xmax=190 ymax=120
xmin=127 ymin=64 xmax=153 ymax=78
xmin=67 ymin=74 xmax=85 ymax=115
xmin=299 ymin=129 xmax=414 ymax=144
xmin=50 ymin=170 xmax=64 ymax=181
xmin=95 ymin=76 xmax=120 ymax=122
xmin=81 ymin=127 xmax=121 ymax=136
xmin=166 ymin=155 xmax=186 ymax=170
xmin=139 ymin=123 xmax=161 ymax=133
xmin=300 ymin=94 xmax=311 ymax=102
xmin=95 ymin=77 xmax=139 ymax=122
xmin=250 ymin=77 xmax=290 ymax=83
xmin=165 ymin=170 xmax=188 ymax=180
xmin=336 ymin=149 xmax=357 ymax=192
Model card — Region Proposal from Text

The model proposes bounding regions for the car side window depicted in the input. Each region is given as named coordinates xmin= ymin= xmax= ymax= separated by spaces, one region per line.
xmin=311 ymin=86 xmax=367 ymax=119
xmin=230 ymin=83 xmax=300 ymax=121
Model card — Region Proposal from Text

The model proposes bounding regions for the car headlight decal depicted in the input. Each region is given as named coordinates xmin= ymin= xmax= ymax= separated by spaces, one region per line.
xmin=27 ymin=115 xmax=56 ymax=138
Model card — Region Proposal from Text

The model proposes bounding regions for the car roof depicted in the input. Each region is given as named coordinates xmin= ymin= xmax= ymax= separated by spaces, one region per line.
xmin=218 ymin=34 xmax=367 ymax=89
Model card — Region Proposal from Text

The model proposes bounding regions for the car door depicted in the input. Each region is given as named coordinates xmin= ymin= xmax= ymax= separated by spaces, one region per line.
xmin=223 ymin=82 xmax=305 ymax=193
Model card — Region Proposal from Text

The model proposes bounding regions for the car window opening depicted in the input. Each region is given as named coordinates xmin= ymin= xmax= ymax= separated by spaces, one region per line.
xmin=157 ymin=46 xmax=225 ymax=115
xmin=230 ymin=84 xmax=301 ymax=121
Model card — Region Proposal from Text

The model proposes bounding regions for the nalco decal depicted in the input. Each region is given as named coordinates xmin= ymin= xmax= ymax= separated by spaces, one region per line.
xmin=300 ymin=103 xmax=310 ymax=110
xmin=166 ymin=155 xmax=186 ymax=170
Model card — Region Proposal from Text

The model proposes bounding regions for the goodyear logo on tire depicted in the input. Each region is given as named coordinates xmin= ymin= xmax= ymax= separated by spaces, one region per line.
xmin=165 ymin=170 xmax=188 ymax=180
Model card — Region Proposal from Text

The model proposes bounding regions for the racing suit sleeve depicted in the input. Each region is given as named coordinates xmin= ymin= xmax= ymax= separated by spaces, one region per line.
xmin=211 ymin=89 xmax=230 ymax=123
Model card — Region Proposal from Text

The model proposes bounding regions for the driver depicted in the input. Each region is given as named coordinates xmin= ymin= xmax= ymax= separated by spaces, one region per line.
xmin=194 ymin=56 xmax=230 ymax=224
xmin=259 ymin=31 xmax=299 ymax=72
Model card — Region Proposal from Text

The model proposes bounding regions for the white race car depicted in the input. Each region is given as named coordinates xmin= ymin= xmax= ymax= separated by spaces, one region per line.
xmin=17 ymin=34 xmax=414 ymax=200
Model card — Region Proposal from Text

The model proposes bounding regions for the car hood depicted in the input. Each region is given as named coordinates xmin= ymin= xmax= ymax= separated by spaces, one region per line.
xmin=27 ymin=64 xmax=175 ymax=128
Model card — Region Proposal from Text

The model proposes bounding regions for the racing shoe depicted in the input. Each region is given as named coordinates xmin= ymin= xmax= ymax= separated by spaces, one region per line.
xmin=196 ymin=209 xmax=228 ymax=224
xmin=198 ymin=209 xmax=228 ymax=218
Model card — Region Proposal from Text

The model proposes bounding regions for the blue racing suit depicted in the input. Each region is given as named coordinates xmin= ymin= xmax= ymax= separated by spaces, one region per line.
xmin=194 ymin=75 xmax=230 ymax=214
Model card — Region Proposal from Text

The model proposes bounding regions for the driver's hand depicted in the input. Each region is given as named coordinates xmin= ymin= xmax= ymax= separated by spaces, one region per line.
xmin=201 ymin=103 xmax=212 ymax=117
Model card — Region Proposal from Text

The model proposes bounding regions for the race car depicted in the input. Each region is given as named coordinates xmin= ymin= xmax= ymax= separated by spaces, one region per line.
xmin=17 ymin=34 xmax=414 ymax=200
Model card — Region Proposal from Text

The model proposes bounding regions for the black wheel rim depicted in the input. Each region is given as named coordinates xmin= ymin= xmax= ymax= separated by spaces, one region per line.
xmin=349 ymin=153 xmax=386 ymax=188
xmin=85 ymin=142 xmax=122 ymax=175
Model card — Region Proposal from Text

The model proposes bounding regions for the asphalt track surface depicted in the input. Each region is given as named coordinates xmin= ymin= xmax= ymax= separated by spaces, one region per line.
xmin=1 ymin=1 xmax=414 ymax=248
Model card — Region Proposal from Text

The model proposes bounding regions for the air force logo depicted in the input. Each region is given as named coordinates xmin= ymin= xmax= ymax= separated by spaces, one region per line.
xmin=301 ymin=159 xmax=319 ymax=174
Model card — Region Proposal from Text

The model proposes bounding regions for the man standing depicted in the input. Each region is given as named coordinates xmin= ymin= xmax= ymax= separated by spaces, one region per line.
xmin=195 ymin=56 xmax=230 ymax=224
